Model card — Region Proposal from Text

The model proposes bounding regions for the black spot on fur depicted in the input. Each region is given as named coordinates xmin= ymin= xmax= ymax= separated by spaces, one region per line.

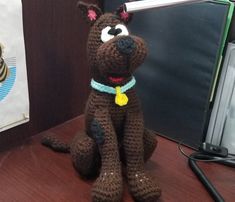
xmin=91 ymin=119 xmax=105 ymax=145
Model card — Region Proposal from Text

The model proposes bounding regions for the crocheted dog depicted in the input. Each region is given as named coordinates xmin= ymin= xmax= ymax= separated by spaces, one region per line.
xmin=42 ymin=2 xmax=161 ymax=202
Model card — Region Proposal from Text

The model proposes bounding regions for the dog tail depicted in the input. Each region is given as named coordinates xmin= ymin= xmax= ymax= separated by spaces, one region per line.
xmin=41 ymin=134 xmax=70 ymax=153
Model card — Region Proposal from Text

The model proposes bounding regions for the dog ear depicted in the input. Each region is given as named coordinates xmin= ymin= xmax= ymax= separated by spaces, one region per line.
xmin=116 ymin=5 xmax=133 ymax=24
xmin=77 ymin=1 xmax=102 ymax=25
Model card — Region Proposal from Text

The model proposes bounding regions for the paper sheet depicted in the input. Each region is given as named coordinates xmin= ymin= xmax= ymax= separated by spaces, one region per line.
xmin=0 ymin=0 xmax=29 ymax=132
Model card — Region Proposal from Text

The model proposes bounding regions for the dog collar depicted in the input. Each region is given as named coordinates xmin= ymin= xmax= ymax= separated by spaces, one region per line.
xmin=91 ymin=77 xmax=136 ymax=106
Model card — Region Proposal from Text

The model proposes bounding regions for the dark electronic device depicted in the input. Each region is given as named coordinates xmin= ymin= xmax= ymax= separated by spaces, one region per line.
xmin=104 ymin=0 xmax=233 ymax=148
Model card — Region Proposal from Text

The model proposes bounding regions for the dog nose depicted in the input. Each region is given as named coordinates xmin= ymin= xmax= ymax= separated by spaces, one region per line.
xmin=115 ymin=36 xmax=136 ymax=55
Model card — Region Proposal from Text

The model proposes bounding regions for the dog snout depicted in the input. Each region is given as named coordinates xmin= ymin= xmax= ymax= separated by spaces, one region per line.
xmin=115 ymin=36 xmax=136 ymax=56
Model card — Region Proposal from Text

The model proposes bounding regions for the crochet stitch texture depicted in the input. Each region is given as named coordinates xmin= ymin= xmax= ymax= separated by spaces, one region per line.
xmin=42 ymin=2 xmax=161 ymax=202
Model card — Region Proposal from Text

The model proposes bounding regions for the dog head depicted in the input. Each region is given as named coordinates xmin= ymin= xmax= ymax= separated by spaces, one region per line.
xmin=78 ymin=2 xmax=147 ymax=86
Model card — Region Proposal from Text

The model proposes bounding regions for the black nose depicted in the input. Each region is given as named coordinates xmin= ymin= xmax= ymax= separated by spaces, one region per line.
xmin=115 ymin=37 xmax=136 ymax=55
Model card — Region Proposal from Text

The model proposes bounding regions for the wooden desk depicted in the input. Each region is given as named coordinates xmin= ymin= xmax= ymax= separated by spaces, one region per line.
xmin=0 ymin=116 xmax=234 ymax=202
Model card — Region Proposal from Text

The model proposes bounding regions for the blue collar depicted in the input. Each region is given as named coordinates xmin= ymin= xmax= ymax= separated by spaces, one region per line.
xmin=91 ymin=77 xmax=136 ymax=94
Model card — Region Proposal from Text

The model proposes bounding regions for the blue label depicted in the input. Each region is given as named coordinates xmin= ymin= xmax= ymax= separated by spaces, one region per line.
xmin=0 ymin=67 xmax=16 ymax=101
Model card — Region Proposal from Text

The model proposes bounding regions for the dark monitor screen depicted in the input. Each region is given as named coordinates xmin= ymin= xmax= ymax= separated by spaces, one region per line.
xmin=104 ymin=0 xmax=230 ymax=148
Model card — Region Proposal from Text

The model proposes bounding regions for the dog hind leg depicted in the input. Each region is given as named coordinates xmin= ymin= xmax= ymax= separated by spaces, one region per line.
xmin=143 ymin=129 xmax=158 ymax=162
xmin=70 ymin=132 xmax=100 ymax=179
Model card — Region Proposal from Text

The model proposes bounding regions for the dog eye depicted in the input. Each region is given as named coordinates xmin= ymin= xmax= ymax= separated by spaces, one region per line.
xmin=115 ymin=24 xmax=129 ymax=36
xmin=101 ymin=26 xmax=114 ymax=43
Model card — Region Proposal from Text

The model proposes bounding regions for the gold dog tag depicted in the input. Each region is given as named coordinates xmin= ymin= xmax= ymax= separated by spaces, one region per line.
xmin=115 ymin=86 xmax=128 ymax=106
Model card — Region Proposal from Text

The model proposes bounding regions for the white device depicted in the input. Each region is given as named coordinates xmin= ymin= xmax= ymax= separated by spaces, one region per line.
xmin=206 ymin=42 xmax=235 ymax=155
xmin=124 ymin=0 xmax=205 ymax=13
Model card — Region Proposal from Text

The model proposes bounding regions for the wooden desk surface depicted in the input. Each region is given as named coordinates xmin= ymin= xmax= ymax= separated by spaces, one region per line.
xmin=0 ymin=116 xmax=234 ymax=202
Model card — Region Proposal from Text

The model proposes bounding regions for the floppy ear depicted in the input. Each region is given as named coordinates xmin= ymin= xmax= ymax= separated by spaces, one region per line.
xmin=116 ymin=5 xmax=133 ymax=24
xmin=77 ymin=1 xmax=102 ymax=25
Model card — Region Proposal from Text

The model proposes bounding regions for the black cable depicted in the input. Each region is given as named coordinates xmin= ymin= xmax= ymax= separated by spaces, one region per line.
xmin=178 ymin=143 xmax=235 ymax=202
xmin=178 ymin=143 xmax=235 ymax=162
xmin=188 ymin=154 xmax=225 ymax=202
xmin=218 ymin=159 xmax=235 ymax=167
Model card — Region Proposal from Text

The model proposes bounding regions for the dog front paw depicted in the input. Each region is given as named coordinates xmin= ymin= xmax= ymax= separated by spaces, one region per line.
xmin=128 ymin=171 xmax=161 ymax=202
xmin=92 ymin=171 xmax=123 ymax=202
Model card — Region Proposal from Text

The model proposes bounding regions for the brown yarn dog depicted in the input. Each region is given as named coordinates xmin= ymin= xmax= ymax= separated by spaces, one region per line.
xmin=42 ymin=2 xmax=161 ymax=202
